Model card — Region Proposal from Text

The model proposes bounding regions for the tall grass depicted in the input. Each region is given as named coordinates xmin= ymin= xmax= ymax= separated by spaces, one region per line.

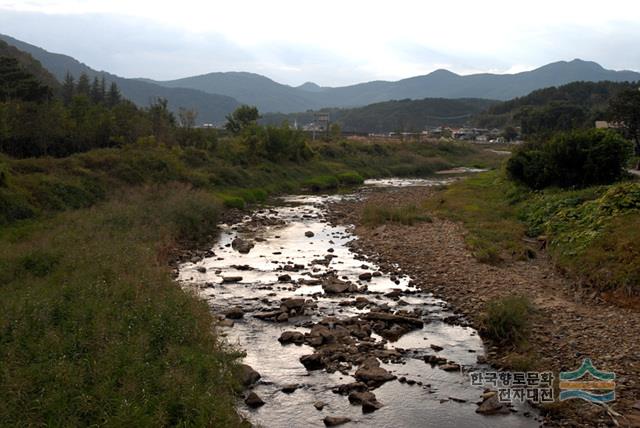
xmin=362 ymin=204 xmax=432 ymax=226
xmin=482 ymin=295 xmax=533 ymax=346
xmin=0 ymin=185 xmax=243 ymax=426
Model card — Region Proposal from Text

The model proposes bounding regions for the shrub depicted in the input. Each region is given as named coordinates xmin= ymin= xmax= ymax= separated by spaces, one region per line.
xmin=337 ymin=171 xmax=364 ymax=186
xmin=362 ymin=204 xmax=432 ymax=226
xmin=305 ymin=175 xmax=339 ymax=192
xmin=220 ymin=194 xmax=245 ymax=209
xmin=168 ymin=191 xmax=221 ymax=242
xmin=507 ymin=129 xmax=633 ymax=189
xmin=482 ymin=295 xmax=532 ymax=345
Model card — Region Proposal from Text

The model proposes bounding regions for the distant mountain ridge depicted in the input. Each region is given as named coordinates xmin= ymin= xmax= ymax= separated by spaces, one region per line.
xmin=2 ymin=33 xmax=639 ymax=118
xmin=150 ymin=59 xmax=640 ymax=113
xmin=0 ymin=34 xmax=240 ymax=124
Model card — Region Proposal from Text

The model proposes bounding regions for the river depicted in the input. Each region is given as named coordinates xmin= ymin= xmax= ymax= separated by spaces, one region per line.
xmin=178 ymin=179 xmax=540 ymax=428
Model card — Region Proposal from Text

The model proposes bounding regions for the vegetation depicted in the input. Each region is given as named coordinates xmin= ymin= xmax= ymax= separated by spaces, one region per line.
xmin=506 ymin=129 xmax=632 ymax=189
xmin=608 ymin=88 xmax=640 ymax=158
xmin=362 ymin=204 xmax=432 ymax=226
xmin=482 ymin=295 xmax=533 ymax=346
xmin=426 ymin=170 xmax=640 ymax=295
xmin=262 ymin=98 xmax=497 ymax=133
xmin=475 ymin=81 xmax=638 ymax=135
xmin=0 ymin=185 xmax=243 ymax=426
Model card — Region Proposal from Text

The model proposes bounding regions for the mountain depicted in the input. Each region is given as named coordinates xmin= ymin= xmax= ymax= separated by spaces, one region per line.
xmin=0 ymin=34 xmax=240 ymax=124
xmin=262 ymin=98 xmax=497 ymax=133
xmin=0 ymin=39 xmax=60 ymax=92
xmin=151 ymin=59 xmax=640 ymax=114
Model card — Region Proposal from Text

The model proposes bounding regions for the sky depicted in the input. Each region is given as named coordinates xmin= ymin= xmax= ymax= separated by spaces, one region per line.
xmin=1 ymin=0 xmax=639 ymax=86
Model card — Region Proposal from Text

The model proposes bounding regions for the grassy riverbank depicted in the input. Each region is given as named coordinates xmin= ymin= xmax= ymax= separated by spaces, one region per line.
xmin=425 ymin=169 xmax=640 ymax=297
xmin=0 ymin=138 xmax=500 ymax=425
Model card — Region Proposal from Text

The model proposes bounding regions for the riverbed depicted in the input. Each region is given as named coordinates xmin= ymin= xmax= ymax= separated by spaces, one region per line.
xmin=178 ymin=179 xmax=539 ymax=428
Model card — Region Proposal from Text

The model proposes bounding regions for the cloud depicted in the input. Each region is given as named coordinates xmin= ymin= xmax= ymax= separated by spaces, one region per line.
xmin=0 ymin=1 xmax=639 ymax=85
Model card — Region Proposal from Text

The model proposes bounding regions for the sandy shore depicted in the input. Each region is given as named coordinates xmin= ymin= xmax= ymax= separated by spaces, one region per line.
xmin=328 ymin=185 xmax=640 ymax=427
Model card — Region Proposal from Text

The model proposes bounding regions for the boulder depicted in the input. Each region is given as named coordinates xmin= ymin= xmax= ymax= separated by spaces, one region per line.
xmin=305 ymin=231 xmax=315 ymax=237
xmin=476 ymin=394 xmax=509 ymax=415
xmin=323 ymin=416 xmax=351 ymax=426
xmin=231 ymin=238 xmax=254 ymax=254
xmin=239 ymin=364 xmax=261 ymax=387
xmin=354 ymin=357 xmax=396 ymax=385
xmin=244 ymin=391 xmax=265 ymax=408
xmin=348 ymin=391 xmax=376 ymax=405
xmin=362 ymin=399 xmax=383 ymax=413
xmin=221 ymin=276 xmax=243 ymax=283
xmin=280 ymin=297 xmax=305 ymax=312
xmin=278 ymin=274 xmax=292 ymax=282
xmin=440 ymin=363 xmax=460 ymax=372
xmin=197 ymin=266 xmax=207 ymax=273
xmin=300 ymin=353 xmax=325 ymax=370
xmin=225 ymin=307 xmax=244 ymax=319
xmin=358 ymin=272 xmax=373 ymax=281
xmin=278 ymin=331 xmax=305 ymax=345
xmin=281 ymin=384 xmax=298 ymax=393
xmin=322 ymin=277 xmax=355 ymax=294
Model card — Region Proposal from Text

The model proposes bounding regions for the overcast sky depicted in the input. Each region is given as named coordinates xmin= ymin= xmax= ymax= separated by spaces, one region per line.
xmin=1 ymin=0 xmax=639 ymax=86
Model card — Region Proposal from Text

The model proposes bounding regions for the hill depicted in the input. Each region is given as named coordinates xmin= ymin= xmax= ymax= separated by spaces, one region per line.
xmin=263 ymin=98 xmax=497 ymax=133
xmin=151 ymin=60 xmax=640 ymax=114
xmin=0 ymin=39 xmax=59 ymax=91
xmin=0 ymin=34 xmax=240 ymax=124
xmin=474 ymin=81 xmax=639 ymax=134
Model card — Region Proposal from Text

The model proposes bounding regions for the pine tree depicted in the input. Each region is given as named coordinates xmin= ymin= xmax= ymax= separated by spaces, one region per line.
xmin=90 ymin=76 xmax=103 ymax=103
xmin=76 ymin=72 xmax=90 ymax=96
xmin=61 ymin=72 xmax=75 ymax=105
xmin=107 ymin=81 xmax=121 ymax=107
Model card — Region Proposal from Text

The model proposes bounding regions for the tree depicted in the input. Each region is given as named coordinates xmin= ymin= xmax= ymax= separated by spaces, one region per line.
xmin=0 ymin=57 xmax=51 ymax=102
xmin=90 ymin=76 xmax=104 ymax=104
xmin=225 ymin=105 xmax=260 ymax=135
xmin=608 ymin=88 xmax=640 ymax=159
xmin=76 ymin=72 xmax=90 ymax=96
xmin=107 ymin=81 xmax=121 ymax=107
xmin=148 ymin=97 xmax=175 ymax=143
xmin=329 ymin=123 xmax=342 ymax=141
xmin=178 ymin=107 xmax=198 ymax=129
xmin=501 ymin=126 xmax=518 ymax=141
xmin=61 ymin=72 xmax=75 ymax=105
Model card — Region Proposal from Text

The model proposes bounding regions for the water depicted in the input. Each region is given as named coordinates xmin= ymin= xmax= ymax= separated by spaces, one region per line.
xmin=178 ymin=179 xmax=539 ymax=427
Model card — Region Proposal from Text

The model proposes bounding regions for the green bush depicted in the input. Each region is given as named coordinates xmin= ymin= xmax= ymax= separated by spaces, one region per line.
xmin=168 ymin=190 xmax=222 ymax=242
xmin=507 ymin=129 xmax=633 ymax=189
xmin=220 ymin=194 xmax=245 ymax=209
xmin=305 ymin=175 xmax=339 ymax=192
xmin=482 ymin=295 xmax=532 ymax=345
xmin=337 ymin=171 xmax=364 ymax=185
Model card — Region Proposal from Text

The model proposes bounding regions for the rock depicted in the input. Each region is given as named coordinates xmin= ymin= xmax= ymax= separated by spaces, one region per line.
xmin=354 ymin=357 xmax=396 ymax=385
xmin=244 ymin=392 xmax=265 ymax=408
xmin=430 ymin=344 xmax=444 ymax=352
xmin=232 ymin=238 xmax=254 ymax=254
xmin=332 ymin=382 xmax=367 ymax=395
xmin=300 ymin=353 xmax=325 ymax=370
xmin=476 ymin=394 xmax=509 ymax=415
xmin=281 ymin=297 xmax=305 ymax=312
xmin=384 ymin=289 xmax=403 ymax=298
xmin=322 ymin=277 xmax=354 ymax=294
xmin=305 ymin=231 xmax=315 ymax=237
xmin=440 ymin=363 xmax=460 ymax=371
xmin=276 ymin=312 xmax=289 ymax=322
xmin=348 ymin=391 xmax=376 ymax=404
xmin=362 ymin=399 xmax=383 ymax=413
xmin=314 ymin=401 xmax=326 ymax=410
xmin=278 ymin=331 xmax=305 ymax=345
xmin=278 ymin=274 xmax=292 ymax=282
xmin=281 ymin=384 xmax=298 ymax=393
xmin=196 ymin=266 xmax=207 ymax=273
xmin=225 ymin=306 xmax=244 ymax=319
xmin=253 ymin=310 xmax=283 ymax=320
xmin=358 ymin=272 xmax=372 ymax=281
xmin=221 ymin=276 xmax=243 ymax=283
xmin=424 ymin=355 xmax=448 ymax=365
xmin=476 ymin=355 xmax=487 ymax=364
xmin=239 ymin=364 xmax=261 ymax=387
xmin=360 ymin=311 xmax=423 ymax=327
xmin=323 ymin=416 xmax=351 ymax=426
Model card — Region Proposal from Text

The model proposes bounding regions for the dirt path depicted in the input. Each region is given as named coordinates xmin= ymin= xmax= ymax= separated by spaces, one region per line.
xmin=328 ymin=185 xmax=640 ymax=427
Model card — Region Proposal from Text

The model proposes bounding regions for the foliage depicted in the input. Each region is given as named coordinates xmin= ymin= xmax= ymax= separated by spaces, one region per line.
xmin=225 ymin=105 xmax=260 ymax=135
xmin=475 ymin=81 xmax=637 ymax=131
xmin=0 ymin=186 xmax=243 ymax=426
xmin=482 ymin=296 xmax=533 ymax=346
xmin=362 ymin=204 xmax=432 ymax=226
xmin=336 ymin=171 xmax=364 ymax=185
xmin=262 ymin=98 xmax=497 ymax=133
xmin=507 ymin=129 xmax=632 ymax=189
xmin=305 ymin=175 xmax=339 ymax=191
xmin=608 ymin=88 xmax=640 ymax=155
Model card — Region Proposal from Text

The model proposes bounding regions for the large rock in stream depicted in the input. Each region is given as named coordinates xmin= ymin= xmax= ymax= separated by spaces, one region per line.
xmin=322 ymin=277 xmax=356 ymax=294
xmin=354 ymin=357 xmax=396 ymax=386
xmin=239 ymin=364 xmax=261 ymax=387
xmin=231 ymin=238 xmax=254 ymax=254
